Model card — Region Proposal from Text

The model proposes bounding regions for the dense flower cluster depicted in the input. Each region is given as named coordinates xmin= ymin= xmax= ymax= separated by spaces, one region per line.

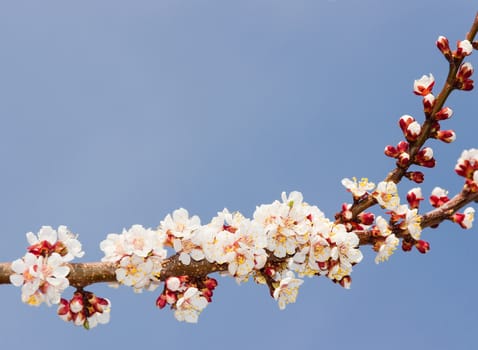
xmin=100 ymin=225 xmax=167 ymax=292
xmin=10 ymin=226 xmax=84 ymax=306
xmin=98 ymin=191 xmax=367 ymax=320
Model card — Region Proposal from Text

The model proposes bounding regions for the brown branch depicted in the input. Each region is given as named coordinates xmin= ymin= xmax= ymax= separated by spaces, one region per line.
xmin=1 ymin=188 xmax=476 ymax=287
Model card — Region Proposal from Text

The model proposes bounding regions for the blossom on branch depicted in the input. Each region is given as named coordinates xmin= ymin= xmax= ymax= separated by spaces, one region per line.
xmin=100 ymin=225 xmax=167 ymax=292
xmin=373 ymin=181 xmax=400 ymax=210
xmin=10 ymin=253 xmax=70 ymax=306
xmin=174 ymin=287 xmax=209 ymax=323
xmin=413 ymin=73 xmax=435 ymax=96
xmin=273 ymin=271 xmax=304 ymax=310
xmin=341 ymin=177 xmax=376 ymax=198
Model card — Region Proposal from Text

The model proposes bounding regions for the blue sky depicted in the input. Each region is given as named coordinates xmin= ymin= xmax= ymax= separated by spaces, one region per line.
xmin=1 ymin=1 xmax=477 ymax=349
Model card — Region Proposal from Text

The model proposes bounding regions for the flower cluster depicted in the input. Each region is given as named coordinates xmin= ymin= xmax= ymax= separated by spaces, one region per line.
xmin=58 ymin=289 xmax=111 ymax=329
xmin=100 ymin=225 xmax=167 ymax=292
xmin=10 ymin=226 xmax=84 ymax=306
xmin=97 ymin=191 xmax=364 ymax=317
xmin=341 ymin=178 xmax=420 ymax=262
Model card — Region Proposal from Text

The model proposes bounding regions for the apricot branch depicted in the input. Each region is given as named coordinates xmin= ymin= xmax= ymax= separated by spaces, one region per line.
xmin=0 ymin=12 xmax=477 ymax=329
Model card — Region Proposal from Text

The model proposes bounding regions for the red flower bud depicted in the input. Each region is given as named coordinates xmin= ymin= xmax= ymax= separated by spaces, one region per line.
xmin=436 ymin=36 xmax=451 ymax=59
xmin=415 ymin=240 xmax=430 ymax=254
xmin=435 ymin=106 xmax=453 ymax=121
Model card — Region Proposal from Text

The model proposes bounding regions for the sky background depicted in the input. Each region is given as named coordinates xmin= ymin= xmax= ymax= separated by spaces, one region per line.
xmin=1 ymin=1 xmax=477 ymax=349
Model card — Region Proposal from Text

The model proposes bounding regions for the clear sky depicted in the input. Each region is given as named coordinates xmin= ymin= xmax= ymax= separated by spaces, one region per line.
xmin=1 ymin=1 xmax=477 ymax=349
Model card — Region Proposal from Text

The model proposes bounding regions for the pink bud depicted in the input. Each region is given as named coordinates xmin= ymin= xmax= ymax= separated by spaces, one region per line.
xmin=435 ymin=106 xmax=453 ymax=120
xmin=415 ymin=240 xmax=430 ymax=254
xmin=423 ymin=93 xmax=435 ymax=114
xmin=204 ymin=277 xmax=218 ymax=290
xmin=459 ymin=79 xmax=474 ymax=91
xmin=384 ymin=145 xmax=399 ymax=158
xmin=436 ymin=36 xmax=451 ymax=58
xmin=458 ymin=62 xmax=474 ymax=79
xmin=397 ymin=141 xmax=409 ymax=153
xmin=358 ymin=212 xmax=375 ymax=225
xmin=406 ymin=121 xmax=422 ymax=141
xmin=398 ymin=152 xmax=410 ymax=167
xmin=70 ymin=296 xmax=84 ymax=313
xmin=407 ymin=188 xmax=424 ymax=209
xmin=156 ymin=294 xmax=168 ymax=309
xmin=435 ymin=130 xmax=456 ymax=143
xmin=455 ymin=40 xmax=473 ymax=58
xmin=341 ymin=203 xmax=353 ymax=221
xmin=339 ymin=276 xmax=351 ymax=289
xmin=429 ymin=187 xmax=449 ymax=207
xmin=57 ymin=298 xmax=70 ymax=316
xmin=399 ymin=114 xmax=415 ymax=133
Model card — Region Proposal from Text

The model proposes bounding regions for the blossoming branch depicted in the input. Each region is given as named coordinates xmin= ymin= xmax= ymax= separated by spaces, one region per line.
xmin=0 ymin=12 xmax=477 ymax=330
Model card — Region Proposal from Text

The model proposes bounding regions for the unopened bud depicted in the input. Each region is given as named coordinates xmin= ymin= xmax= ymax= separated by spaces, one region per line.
xmin=436 ymin=36 xmax=451 ymax=58
xmin=435 ymin=130 xmax=456 ymax=143
xmin=415 ymin=240 xmax=430 ymax=254
xmin=435 ymin=106 xmax=453 ymax=120
xmin=455 ymin=39 xmax=473 ymax=58
xmin=397 ymin=152 xmax=410 ymax=167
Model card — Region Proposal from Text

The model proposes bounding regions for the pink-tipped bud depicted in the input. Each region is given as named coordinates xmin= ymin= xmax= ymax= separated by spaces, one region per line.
xmin=435 ymin=106 xmax=453 ymax=120
xmin=57 ymin=298 xmax=71 ymax=317
xmin=156 ymin=294 xmax=168 ymax=309
xmin=413 ymin=74 xmax=435 ymax=96
xmin=459 ymin=79 xmax=474 ymax=91
xmin=397 ymin=141 xmax=409 ymax=153
xmin=201 ymin=288 xmax=213 ymax=302
xmin=415 ymin=147 xmax=435 ymax=167
xmin=384 ymin=145 xmax=399 ymax=158
xmin=204 ymin=277 xmax=218 ymax=290
xmin=415 ymin=147 xmax=436 ymax=167
xmin=358 ymin=212 xmax=375 ymax=225
xmin=407 ymin=187 xmax=424 ymax=209
xmin=70 ymin=295 xmax=84 ymax=313
xmin=458 ymin=62 xmax=474 ymax=79
xmin=415 ymin=240 xmax=430 ymax=254
xmin=436 ymin=36 xmax=451 ymax=58
xmin=398 ymin=152 xmax=411 ymax=167
xmin=435 ymin=129 xmax=456 ymax=143
xmin=399 ymin=114 xmax=415 ymax=134
xmin=406 ymin=121 xmax=422 ymax=141
xmin=423 ymin=93 xmax=435 ymax=115
xmin=405 ymin=171 xmax=425 ymax=183
xmin=455 ymin=40 xmax=473 ymax=58
xmin=429 ymin=187 xmax=449 ymax=207
xmin=339 ymin=276 xmax=351 ymax=289
xmin=341 ymin=203 xmax=353 ymax=221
